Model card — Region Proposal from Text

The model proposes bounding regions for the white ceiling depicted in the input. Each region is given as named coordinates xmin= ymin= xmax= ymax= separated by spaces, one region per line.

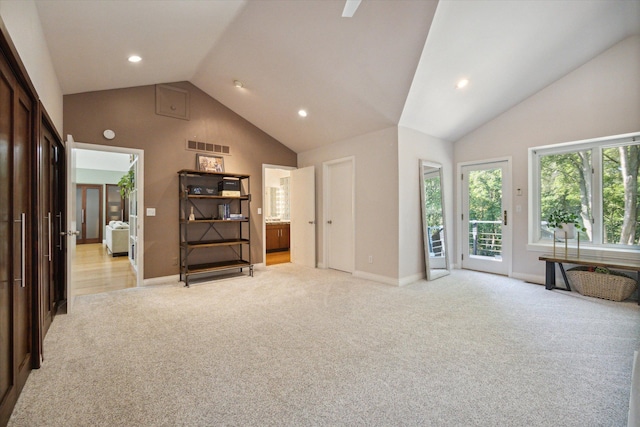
xmin=34 ymin=0 xmax=640 ymax=153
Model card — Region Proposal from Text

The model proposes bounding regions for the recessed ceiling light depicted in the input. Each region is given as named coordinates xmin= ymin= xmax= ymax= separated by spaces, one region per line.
xmin=128 ymin=55 xmax=142 ymax=63
xmin=456 ymin=78 xmax=469 ymax=89
xmin=298 ymin=109 xmax=308 ymax=118
xmin=234 ymin=80 xmax=244 ymax=88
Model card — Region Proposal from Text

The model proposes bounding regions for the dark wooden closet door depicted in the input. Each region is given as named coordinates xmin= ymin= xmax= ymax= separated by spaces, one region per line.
xmin=0 ymin=50 xmax=33 ymax=425
xmin=12 ymin=73 xmax=33 ymax=406
xmin=39 ymin=122 xmax=65 ymax=337
xmin=0 ymin=51 xmax=14 ymax=425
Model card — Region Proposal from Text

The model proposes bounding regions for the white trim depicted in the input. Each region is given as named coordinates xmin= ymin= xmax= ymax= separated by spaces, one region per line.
xmin=457 ymin=157 xmax=513 ymax=276
xmin=530 ymin=131 xmax=639 ymax=153
xmin=352 ymin=271 xmax=426 ymax=287
xmin=262 ymin=164 xmax=295 ymax=267
xmin=74 ymin=142 xmax=145 ymax=288
xmin=527 ymin=242 xmax=640 ymax=263
xmin=353 ymin=270 xmax=400 ymax=286
xmin=143 ymin=275 xmax=180 ymax=287
xmin=529 ymin=131 xmax=640 ymax=250
xmin=510 ymin=272 xmax=545 ymax=285
xmin=322 ymin=156 xmax=356 ymax=273
xmin=399 ymin=272 xmax=426 ymax=286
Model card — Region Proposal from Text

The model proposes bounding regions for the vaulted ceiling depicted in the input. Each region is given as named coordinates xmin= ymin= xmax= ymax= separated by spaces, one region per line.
xmin=35 ymin=0 xmax=640 ymax=153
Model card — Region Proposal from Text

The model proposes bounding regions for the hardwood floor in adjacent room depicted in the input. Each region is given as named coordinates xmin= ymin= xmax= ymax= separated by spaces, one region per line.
xmin=266 ymin=250 xmax=290 ymax=266
xmin=73 ymin=243 xmax=136 ymax=296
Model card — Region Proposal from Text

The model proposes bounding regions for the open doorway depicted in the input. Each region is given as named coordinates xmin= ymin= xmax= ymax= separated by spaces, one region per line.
xmin=263 ymin=165 xmax=294 ymax=266
xmin=69 ymin=144 xmax=144 ymax=297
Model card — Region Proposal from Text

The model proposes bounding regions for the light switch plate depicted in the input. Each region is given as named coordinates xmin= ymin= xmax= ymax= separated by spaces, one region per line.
xmin=146 ymin=208 xmax=156 ymax=216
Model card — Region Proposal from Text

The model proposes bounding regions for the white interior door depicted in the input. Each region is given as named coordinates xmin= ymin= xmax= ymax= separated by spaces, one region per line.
xmin=290 ymin=166 xmax=316 ymax=267
xmin=65 ymin=135 xmax=78 ymax=311
xmin=461 ymin=160 xmax=511 ymax=275
xmin=324 ymin=158 xmax=354 ymax=273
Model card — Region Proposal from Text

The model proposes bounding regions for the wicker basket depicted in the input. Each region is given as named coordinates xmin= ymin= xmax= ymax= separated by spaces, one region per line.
xmin=567 ymin=267 xmax=637 ymax=301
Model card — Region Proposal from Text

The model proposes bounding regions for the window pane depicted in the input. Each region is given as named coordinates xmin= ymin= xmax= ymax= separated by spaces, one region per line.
xmin=468 ymin=168 xmax=502 ymax=259
xmin=539 ymin=151 xmax=592 ymax=242
xmin=602 ymin=144 xmax=640 ymax=246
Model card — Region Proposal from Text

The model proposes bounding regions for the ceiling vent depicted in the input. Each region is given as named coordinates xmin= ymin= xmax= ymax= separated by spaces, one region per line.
xmin=186 ymin=140 xmax=230 ymax=155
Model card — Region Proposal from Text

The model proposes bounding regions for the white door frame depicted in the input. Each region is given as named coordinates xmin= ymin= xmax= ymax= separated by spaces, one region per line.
xmin=68 ymin=140 xmax=144 ymax=304
xmin=457 ymin=157 xmax=512 ymax=276
xmin=262 ymin=164 xmax=296 ymax=267
xmin=322 ymin=156 xmax=355 ymax=272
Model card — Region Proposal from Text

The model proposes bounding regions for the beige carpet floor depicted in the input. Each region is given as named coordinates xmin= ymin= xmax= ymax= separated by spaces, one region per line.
xmin=8 ymin=265 xmax=640 ymax=426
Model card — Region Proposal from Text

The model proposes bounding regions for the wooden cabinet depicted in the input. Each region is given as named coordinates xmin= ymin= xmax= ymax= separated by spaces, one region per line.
xmin=266 ymin=223 xmax=290 ymax=252
xmin=178 ymin=170 xmax=253 ymax=286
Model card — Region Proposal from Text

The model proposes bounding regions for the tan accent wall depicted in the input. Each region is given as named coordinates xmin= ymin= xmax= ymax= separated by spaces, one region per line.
xmin=64 ymin=81 xmax=297 ymax=279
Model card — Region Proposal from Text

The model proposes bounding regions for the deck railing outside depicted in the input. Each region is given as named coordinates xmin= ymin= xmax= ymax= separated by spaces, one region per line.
xmin=469 ymin=220 xmax=502 ymax=257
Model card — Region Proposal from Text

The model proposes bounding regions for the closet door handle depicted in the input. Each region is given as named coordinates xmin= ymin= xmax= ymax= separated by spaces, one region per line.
xmin=45 ymin=212 xmax=52 ymax=262
xmin=82 ymin=209 xmax=85 ymax=224
xmin=14 ymin=213 xmax=26 ymax=288
xmin=57 ymin=212 xmax=63 ymax=249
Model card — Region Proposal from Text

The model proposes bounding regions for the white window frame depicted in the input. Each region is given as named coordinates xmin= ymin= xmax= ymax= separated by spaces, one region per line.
xmin=528 ymin=132 xmax=640 ymax=260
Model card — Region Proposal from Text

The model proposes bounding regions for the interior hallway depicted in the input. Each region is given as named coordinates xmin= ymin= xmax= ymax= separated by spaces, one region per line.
xmin=72 ymin=243 xmax=136 ymax=296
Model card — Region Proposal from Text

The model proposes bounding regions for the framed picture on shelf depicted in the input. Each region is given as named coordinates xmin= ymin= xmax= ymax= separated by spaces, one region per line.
xmin=196 ymin=154 xmax=224 ymax=173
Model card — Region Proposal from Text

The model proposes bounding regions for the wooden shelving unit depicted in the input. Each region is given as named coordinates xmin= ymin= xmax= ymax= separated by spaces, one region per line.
xmin=178 ymin=169 xmax=252 ymax=286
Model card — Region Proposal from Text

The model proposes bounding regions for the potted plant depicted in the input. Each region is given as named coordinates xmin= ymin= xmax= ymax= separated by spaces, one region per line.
xmin=117 ymin=170 xmax=135 ymax=198
xmin=546 ymin=208 xmax=585 ymax=239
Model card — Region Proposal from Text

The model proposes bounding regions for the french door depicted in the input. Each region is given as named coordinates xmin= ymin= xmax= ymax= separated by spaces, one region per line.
xmin=461 ymin=160 xmax=511 ymax=275
xmin=75 ymin=184 xmax=103 ymax=244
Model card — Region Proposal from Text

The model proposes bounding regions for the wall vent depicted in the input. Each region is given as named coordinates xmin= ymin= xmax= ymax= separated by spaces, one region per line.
xmin=186 ymin=140 xmax=230 ymax=155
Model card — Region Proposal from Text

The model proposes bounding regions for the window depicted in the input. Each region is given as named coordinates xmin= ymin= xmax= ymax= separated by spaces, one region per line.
xmin=530 ymin=133 xmax=639 ymax=249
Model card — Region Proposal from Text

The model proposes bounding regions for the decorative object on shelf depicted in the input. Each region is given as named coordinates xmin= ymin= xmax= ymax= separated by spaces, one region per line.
xmin=196 ymin=153 xmax=224 ymax=172
xmin=218 ymin=203 xmax=230 ymax=220
xmin=567 ymin=266 xmax=637 ymax=301
xmin=178 ymin=170 xmax=252 ymax=286
xmin=117 ymin=169 xmax=135 ymax=198
xmin=546 ymin=208 xmax=586 ymax=239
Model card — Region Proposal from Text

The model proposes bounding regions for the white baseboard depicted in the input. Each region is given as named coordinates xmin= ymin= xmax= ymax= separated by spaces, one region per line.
xmin=353 ymin=270 xmax=400 ymax=286
xmin=511 ymin=272 xmax=545 ymax=285
xmin=143 ymin=275 xmax=180 ymax=287
xmin=399 ymin=272 xmax=426 ymax=286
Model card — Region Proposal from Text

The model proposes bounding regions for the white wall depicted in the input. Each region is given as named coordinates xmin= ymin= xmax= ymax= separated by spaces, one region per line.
xmin=397 ymin=127 xmax=454 ymax=284
xmin=453 ymin=35 xmax=640 ymax=283
xmin=0 ymin=0 xmax=63 ymax=133
xmin=298 ymin=127 xmax=399 ymax=284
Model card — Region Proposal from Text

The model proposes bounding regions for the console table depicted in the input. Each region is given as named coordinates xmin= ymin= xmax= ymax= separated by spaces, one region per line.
xmin=539 ymin=254 xmax=640 ymax=304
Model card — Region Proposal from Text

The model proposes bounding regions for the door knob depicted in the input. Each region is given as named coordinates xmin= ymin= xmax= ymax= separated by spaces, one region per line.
xmin=327 ymin=220 xmax=332 ymax=224
xmin=61 ymin=230 xmax=80 ymax=236
xmin=308 ymin=220 xmax=315 ymax=224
